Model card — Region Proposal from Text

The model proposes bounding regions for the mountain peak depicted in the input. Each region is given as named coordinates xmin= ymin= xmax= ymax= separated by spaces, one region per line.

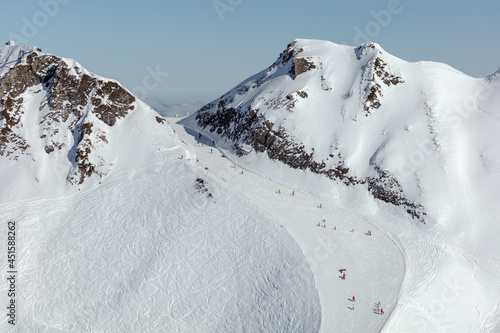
xmin=355 ymin=42 xmax=384 ymax=60
xmin=0 ymin=45 xmax=168 ymax=197
xmin=186 ymin=38 xmax=499 ymax=225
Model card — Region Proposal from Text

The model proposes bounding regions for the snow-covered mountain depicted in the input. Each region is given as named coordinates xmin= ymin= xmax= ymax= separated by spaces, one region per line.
xmin=186 ymin=38 xmax=500 ymax=239
xmin=184 ymin=38 xmax=500 ymax=331
xmin=0 ymin=45 xmax=172 ymax=201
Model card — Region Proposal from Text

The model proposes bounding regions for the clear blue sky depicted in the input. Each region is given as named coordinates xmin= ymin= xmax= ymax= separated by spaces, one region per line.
xmin=1 ymin=0 xmax=500 ymax=103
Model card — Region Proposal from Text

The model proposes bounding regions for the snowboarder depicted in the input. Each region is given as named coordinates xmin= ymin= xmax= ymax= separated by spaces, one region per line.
xmin=381 ymin=308 xmax=384 ymax=315
xmin=353 ymin=296 xmax=355 ymax=302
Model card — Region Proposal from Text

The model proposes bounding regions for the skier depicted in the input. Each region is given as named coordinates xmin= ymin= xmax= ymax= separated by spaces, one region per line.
xmin=199 ymin=133 xmax=202 ymax=139
xmin=181 ymin=155 xmax=183 ymax=159
xmin=334 ymin=226 xmax=336 ymax=230
xmin=352 ymin=304 xmax=355 ymax=310
xmin=353 ymin=296 xmax=355 ymax=302
xmin=278 ymin=189 xmax=281 ymax=194
xmin=368 ymin=230 xmax=372 ymax=236
xmin=381 ymin=308 xmax=384 ymax=315
xmin=322 ymin=224 xmax=326 ymax=228
xmin=292 ymin=191 xmax=295 ymax=196
xmin=342 ymin=273 xmax=345 ymax=280
xmin=211 ymin=148 xmax=213 ymax=154
xmin=319 ymin=203 xmax=322 ymax=208
xmin=351 ymin=228 xmax=354 ymax=233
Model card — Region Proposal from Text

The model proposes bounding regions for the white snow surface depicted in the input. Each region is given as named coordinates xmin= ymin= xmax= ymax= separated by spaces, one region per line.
xmin=0 ymin=39 xmax=499 ymax=332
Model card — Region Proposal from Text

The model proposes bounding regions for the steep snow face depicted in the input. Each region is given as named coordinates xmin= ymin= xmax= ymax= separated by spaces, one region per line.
xmin=0 ymin=45 xmax=167 ymax=202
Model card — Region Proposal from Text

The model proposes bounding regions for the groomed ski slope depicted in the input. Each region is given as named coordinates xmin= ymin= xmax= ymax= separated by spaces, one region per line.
xmin=1 ymin=113 xmax=406 ymax=332
xmin=172 ymin=119 xmax=407 ymax=332
xmin=180 ymin=111 xmax=500 ymax=333
xmin=0 ymin=129 xmax=321 ymax=331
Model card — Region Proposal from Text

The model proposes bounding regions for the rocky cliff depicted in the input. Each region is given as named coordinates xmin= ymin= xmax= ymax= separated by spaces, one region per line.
xmin=0 ymin=45 xmax=141 ymax=185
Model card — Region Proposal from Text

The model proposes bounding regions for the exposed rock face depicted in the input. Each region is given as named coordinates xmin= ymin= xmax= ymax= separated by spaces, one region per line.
xmin=192 ymin=40 xmax=424 ymax=221
xmin=356 ymin=43 xmax=404 ymax=115
xmin=0 ymin=47 xmax=136 ymax=184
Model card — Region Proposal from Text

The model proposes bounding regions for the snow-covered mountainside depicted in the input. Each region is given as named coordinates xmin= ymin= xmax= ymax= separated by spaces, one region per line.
xmin=0 ymin=45 xmax=173 ymax=201
xmin=186 ymin=38 xmax=500 ymax=230
xmin=184 ymin=38 xmax=500 ymax=331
